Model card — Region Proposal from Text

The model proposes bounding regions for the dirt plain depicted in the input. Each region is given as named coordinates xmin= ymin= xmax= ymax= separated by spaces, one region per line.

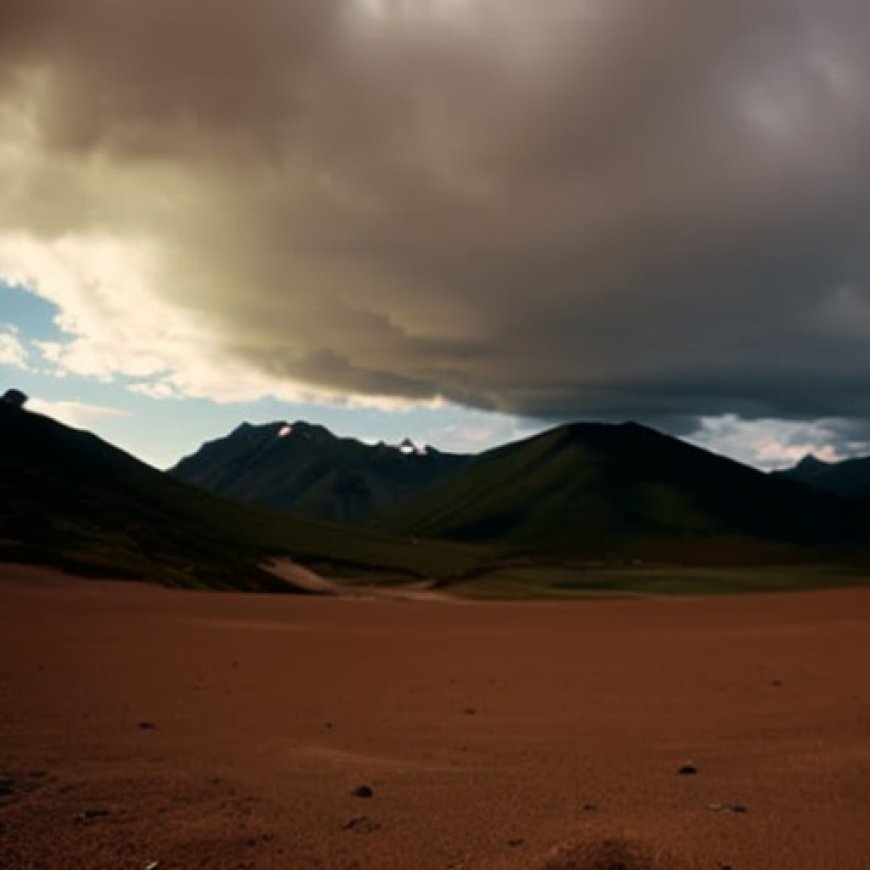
xmin=1 ymin=563 xmax=869 ymax=869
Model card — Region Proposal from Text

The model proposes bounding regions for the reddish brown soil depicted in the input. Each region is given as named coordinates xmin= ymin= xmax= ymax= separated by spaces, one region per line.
xmin=1 ymin=563 xmax=869 ymax=869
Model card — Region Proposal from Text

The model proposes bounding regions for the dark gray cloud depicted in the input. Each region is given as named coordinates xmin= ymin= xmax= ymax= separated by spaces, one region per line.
xmin=2 ymin=0 xmax=870 ymax=427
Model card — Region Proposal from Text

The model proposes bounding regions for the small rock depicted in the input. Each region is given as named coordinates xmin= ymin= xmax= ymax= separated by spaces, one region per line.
xmin=677 ymin=763 xmax=698 ymax=776
xmin=352 ymin=785 xmax=374 ymax=798
xmin=343 ymin=816 xmax=380 ymax=834
xmin=508 ymin=838 xmax=524 ymax=848
xmin=581 ymin=803 xmax=598 ymax=812
xmin=706 ymin=803 xmax=748 ymax=814
xmin=770 ymin=679 xmax=783 ymax=687
xmin=138 ymin=721 xmax=157 ymax=731
xmin=75 ymin=809 xmax=110 ymax=822
xmin=462 ymin=707 xmax=477 ymax=716
xmin=0 ymin=779 xmax=15 ymax=797
xmin=144 ymin=862 xmax=160 ymax=870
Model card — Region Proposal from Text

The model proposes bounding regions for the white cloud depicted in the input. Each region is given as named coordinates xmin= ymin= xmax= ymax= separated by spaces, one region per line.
xmin=0 ymin=231 xmax=455 ymax=411
xmin=27 ymin=397 xmax=131 ymax=429
xmin=419 ymin=412 xmax=545 ymax=453
xmin=0 ymin=325 xmax=29 ymax=370
xmin=687 ymin=414 xmax=864 ymax=470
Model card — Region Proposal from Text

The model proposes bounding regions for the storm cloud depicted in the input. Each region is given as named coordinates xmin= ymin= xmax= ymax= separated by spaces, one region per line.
xmin=2 ymin=0 xmax=870 ymax=426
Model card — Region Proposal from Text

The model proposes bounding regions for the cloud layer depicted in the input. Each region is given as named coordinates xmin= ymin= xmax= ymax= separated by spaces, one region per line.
xmin=2 ymin=0 xmax=870 ymax=424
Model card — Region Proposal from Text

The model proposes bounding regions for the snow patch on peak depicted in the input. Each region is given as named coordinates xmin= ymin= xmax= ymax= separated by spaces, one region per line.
xmin=399 ymin=437 xmax=424 ymax=456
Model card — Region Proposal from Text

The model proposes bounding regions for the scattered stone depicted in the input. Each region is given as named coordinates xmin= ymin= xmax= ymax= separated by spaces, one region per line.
xmin=75 ymin=809 xmax=111 ymax=822
xmin=677 ymin=763 xmax=698 ymax=776
xmin=508 ymin=838 xmax=525 ymax=848
xmin=706 ymin=803 xmax=749 ymax=814
xmin=138 ymin=721 xmax=157 ymax=731
xmin=0 ymin=778 xmax=16 ymax=797
xmin=323 ymin=722 xmax=333 ymax=730
xmin=343 ymin=815 xmax=380 ymax=834
xmin=770 ymin=679 xmax=783 ymax=687
xmin=581 ymin=802 xmax=598 ymax=812
xmin=144 ymin=862 xmax=160 ymax=870
xmin=462 ymin=707 xmax=477 ymax=716
xmin=352 ymin=785 xmax=374 ymax=798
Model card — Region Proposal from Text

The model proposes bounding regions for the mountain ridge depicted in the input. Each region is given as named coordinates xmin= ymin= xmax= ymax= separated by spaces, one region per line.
xmin=387 ymin=420 xmax=860 ymax=562
xmin=774 ymin=453 xmax=870 ymax=498
xmin=171 ymin=419 xmax=470 ymax=523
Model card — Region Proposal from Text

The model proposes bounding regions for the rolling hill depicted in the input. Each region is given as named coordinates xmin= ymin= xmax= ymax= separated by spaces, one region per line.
xmin=171 ymin=420 xmax=468 ymax=523
xmin=0 ymin=402 xmax=488 ymax=589
xmin=774 ymin=453 xmax=870 ymax=498
xmin=390 ymin=421 xmax=859 ymax=563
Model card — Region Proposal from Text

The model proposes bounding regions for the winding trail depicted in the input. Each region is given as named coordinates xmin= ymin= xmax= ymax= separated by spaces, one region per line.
xmin=263 ymin=558 xmax=453 ymax=602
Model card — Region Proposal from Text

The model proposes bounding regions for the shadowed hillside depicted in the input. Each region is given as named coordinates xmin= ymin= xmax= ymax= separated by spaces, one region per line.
xmin=775 ymin=453 xmax=870 ymax=498
xmin=172 ymin=420 xmax=468 ymax=523
xmin=391 ymin=422 xmax=859 ymax=563
xmin=0 ymin=403 xmax=488 ymax=589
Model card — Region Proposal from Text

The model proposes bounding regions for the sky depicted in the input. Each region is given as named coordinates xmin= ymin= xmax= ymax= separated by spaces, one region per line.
xmin=3 ymin=0 xmax=870 ymax=470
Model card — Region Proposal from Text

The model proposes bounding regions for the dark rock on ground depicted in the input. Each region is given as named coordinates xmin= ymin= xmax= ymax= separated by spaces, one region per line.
xmin=343 ymin=816 xmax=380 ymax=834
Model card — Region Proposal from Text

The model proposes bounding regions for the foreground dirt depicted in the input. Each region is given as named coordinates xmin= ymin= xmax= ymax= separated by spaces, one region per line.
xmin=1 ymin=564 xmax=869 ymax=869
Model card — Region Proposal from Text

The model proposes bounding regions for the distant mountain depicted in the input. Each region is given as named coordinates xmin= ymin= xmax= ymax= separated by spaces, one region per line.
xmin=774 ymin=454 xmax=870 ymax=498
xmin=171 ymin=420 xmax=469 ymax=523
xmin=390 ymin=422 xmax=858 ymax=562
xmin=0 ymin=404 xmax=487 ymax=588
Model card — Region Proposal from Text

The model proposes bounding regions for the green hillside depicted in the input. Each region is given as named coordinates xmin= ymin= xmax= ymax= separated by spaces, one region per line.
xmin=391 ymin=422 xmax=858 ymax=563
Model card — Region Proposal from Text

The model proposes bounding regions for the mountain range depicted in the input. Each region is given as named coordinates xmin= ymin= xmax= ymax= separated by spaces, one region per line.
xmin=173 ymin=417 xmax=863 ymax=562
xmin=3 ymin=397 xmax=870 ymax=592
xmin=774 ymin=453 xmax=870 ymax=498
xmin=172 ymin=420 xmax=468 ymax=523
xmin=0 ymin=401 xmax=486 ymax=590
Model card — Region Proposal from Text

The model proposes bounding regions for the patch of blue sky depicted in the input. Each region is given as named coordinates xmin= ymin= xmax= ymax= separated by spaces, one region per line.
xmin=0 ymin=280 xmax=66 ymax=342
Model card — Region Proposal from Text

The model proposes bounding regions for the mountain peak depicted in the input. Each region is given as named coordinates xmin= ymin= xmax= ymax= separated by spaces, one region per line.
xmin=172 ymin=419 xmax=469 ymax=523
xmin=398 ymin=437 xmax=425 ymax=456
xmin=2 ymin=388 xmax=28 ymax=408
xmin=796 ymin=453 xmax=831 ymax=470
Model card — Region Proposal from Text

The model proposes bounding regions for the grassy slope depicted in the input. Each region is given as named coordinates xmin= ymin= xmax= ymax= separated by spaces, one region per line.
xmin=446 ymin=564 xmax=870 ymax=599
xmin=0 ymin=405 xmax=489 ymax=589
xmin=393 ymin=422 xmax=858 ymax=564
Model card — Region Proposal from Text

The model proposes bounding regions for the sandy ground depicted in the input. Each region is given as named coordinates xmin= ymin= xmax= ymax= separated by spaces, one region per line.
xmin=1 ymin=564 xmax=869 ymax=869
